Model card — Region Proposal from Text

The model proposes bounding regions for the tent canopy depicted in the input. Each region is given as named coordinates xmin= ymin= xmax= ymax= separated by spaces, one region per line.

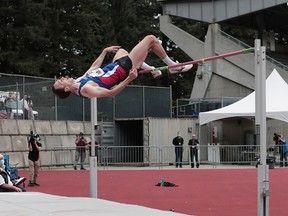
xmin=199 ymin=69 xmax=288 ymax=125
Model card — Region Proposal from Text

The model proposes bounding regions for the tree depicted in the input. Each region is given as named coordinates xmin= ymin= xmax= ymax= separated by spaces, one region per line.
xmin=0 ymin=0 xmax=198 ymax=100
xmin=0 ymin=0 xmax=115 ymax=77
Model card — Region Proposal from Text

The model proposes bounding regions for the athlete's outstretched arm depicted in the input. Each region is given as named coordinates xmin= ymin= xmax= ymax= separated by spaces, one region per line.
xmin=80 ymin=68 xmax=138 ymax=98
xmin=89 ymin=46 xmax=121 ymax=69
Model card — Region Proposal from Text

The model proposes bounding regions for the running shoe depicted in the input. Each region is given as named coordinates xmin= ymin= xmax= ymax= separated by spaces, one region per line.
xmin=169 ymin=64 xmax=193 ymax=74
xmin=151 ymin=68 xmax=162 ymax=78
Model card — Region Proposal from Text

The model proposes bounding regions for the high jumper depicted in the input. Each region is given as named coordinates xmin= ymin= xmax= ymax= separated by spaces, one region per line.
xmin=52 ymin=35 xmax=193 ymax=99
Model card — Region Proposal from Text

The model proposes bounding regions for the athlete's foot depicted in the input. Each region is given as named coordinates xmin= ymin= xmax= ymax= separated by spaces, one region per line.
xmin=151 ymin=68 xmax=162 ymax=78
xmin=169 ymin=64 xmax=193 ymax=74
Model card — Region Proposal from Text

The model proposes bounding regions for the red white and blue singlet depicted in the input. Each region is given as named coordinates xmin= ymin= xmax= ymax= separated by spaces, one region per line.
xmin=78 ymin=63 xmax=128 ymax=98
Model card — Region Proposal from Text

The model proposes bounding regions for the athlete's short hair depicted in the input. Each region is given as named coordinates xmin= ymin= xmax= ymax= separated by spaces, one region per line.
xmin=52 ymin=86 xmax=71 ymax=99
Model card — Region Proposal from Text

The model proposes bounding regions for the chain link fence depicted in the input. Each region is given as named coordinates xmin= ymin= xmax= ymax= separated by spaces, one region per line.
xmin=0 ymin=73 xmax=171 ymax=121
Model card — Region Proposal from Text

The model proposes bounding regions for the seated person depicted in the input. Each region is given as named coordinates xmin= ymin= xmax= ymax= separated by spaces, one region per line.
xmin=0 ymin=154 xmax=26 ymax=192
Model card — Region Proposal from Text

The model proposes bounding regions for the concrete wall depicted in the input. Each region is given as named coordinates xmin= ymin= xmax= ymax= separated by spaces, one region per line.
xmin=2 ymin=118 xmax=286 ymax=168
xmin=147 ymin=117 xmax=198 ymax=164
xmin=160 ymin=0 xmax=288 ymax=24
xmin=160 ymin=15 xmax=288 ymax=100
xmin=0 ymin=119 xmax=93 ymax=168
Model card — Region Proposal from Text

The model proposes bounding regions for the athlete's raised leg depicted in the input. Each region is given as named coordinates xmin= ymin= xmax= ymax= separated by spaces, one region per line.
xmin=128 ymin=35 xmax=192 ymax=74
xmin=113 ymin=48 xmax=129 ymax=62
xmin=128 ymin=35 xmax=166 ymax=69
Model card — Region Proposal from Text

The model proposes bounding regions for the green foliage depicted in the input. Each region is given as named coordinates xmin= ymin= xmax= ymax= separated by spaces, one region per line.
xmin=0 ymin=0 xmax=196 ymax=100
xmin=1 ymin=0 xmax=288 ymax=103
xmin=0 ymin=0 xmax=114 ymax=77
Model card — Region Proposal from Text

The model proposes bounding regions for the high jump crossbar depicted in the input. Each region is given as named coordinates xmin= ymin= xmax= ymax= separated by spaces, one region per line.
xmin=139 ymin=47 xmax=254 ymax=74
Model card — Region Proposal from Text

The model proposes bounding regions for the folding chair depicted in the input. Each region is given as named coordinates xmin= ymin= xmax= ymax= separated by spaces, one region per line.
xmin=3 ymin=154 xmax=26 ymax=187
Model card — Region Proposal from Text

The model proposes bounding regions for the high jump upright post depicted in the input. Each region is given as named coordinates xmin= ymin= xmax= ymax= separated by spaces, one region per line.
xmin=90 ymin=98 xmax=98 ymax=198
xmin=255 ymin=39 xmax=269 ymax=216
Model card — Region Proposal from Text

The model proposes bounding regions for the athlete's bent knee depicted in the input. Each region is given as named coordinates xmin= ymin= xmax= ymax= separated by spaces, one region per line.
xmin=117 ymin=48 xmax=129 ymax=55
xmin=113 ymin=49 xmax=129 ymax=62
xmin=144 ymin=35 xmax=157 ymax=43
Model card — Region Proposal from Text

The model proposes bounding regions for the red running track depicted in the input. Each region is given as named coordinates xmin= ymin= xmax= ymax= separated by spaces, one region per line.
xmin=19 ymin=168 xmax=288 ymax=216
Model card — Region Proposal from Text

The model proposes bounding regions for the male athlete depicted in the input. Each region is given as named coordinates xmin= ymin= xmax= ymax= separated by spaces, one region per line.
xmin=52 ymin=35 xmax=193 ymax=99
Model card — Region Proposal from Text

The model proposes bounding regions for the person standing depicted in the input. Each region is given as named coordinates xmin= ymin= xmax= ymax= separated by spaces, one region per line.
xmin=22 ymin=95 xmax=29 ymax=119
xmin=278 ymin=134 xmax=288 ymax=167
xmin=188 ymin=134 xmax=200 ymax=168
xmin=74 ymin=132 xmax=88 ymax=170
xmin=88 ymin=141 xmax=100 ymax=157
xmin=4 ymin=92 xmax=15 ymax=119
xmin=27 ymin=95 xmax=34 ymax=120
xmin=28 ymin=133 xmax=42 ymax=187
xmin=172 ymin=131 xmax=184 ymax=168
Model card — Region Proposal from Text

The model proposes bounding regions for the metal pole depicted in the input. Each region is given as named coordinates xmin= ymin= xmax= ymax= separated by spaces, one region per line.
xmin=16 ymin=83 xmax=19 ymax=118
xmin=54 ymin=76 xmax=58 ymax=121
xmin=22 ymin=76 xmax=25 ymax=119
xmin=255 ymin=39 xmax=269 ymax=216
xmin=90 ymin=98 xmax=97 ymax=198
xmin=142 ymin=86 xmax=145 ymax=118
xmin=82 ymin=98 xmax=85 ymax=122
xmin=170 ymin=85 xmax=172 ymax=118
xmin=176 ymin=99 xmax=179 ymax=118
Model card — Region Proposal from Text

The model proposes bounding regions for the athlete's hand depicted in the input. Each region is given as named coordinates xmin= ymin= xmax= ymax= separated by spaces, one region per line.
xmin=104 ymin=46 xmax=121 ymax=53
xmin=128 ymin=68 xmax=138 ymax=81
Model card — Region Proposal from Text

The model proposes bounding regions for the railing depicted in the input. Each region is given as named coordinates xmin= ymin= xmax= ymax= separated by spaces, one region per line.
xmin=0 ymin=73 xmax=171 ymax=121
xmin=218 ymin=29 xmax=251 ymax=48
xmin=173 ymin=97 xmax=240 ymax=117
xmin=47 ymin=144 xmax=284 ymax=169
xmin=2 ymin=144 xmax=285 ymax=169
xmin=219 ymin=29 xmax=288 ymax=72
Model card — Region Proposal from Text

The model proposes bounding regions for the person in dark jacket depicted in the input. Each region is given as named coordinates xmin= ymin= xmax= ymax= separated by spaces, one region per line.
xmin=74 ymin=132 xmax=88 ymax=170
xmin=28 ymin=133 xmax=42 ymax=187
xmin=188 ymin=134 xmax=200 ymax=168
xmin=172 ymin=131 xmax=184 ymax=168
xmin=277 ymin=134 xmax=288 ymax=167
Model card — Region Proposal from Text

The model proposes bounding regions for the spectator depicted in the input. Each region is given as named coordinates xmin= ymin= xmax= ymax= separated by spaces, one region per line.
xmin=28 ymin=133 xmax=42 ymax=187
xmin=4 ymin=92 xmax=15 ymax=119
xmin=22 ymin=94 xmax=29 ymax=119
xmin=0 ymin=154 xmax=26 ymax=192
xmin=88 ymin=141 xmax=100 ymax=157
xmin=27 ymin=95 xmax=34 ymax=120
xmin=188 ymin=134 xmax=200 ymax=168
xmin=277 ymin=134 xmax=288 ymax=167
xmin=74 ymin=132 xmax=88 ymax=170
xmin=172 ymin=131 xmax=184 ymax=168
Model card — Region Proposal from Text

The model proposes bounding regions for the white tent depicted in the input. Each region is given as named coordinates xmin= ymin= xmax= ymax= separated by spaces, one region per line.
xmin=199 ymin=69 xmax=288 ymax=125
